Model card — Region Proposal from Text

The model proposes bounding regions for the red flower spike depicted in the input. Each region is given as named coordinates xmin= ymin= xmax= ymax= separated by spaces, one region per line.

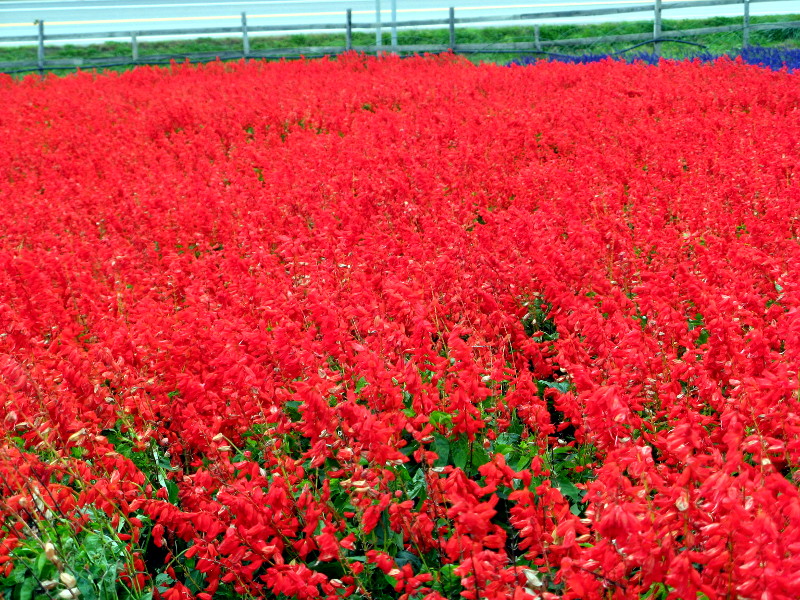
xmin=2 ymin=55 xmax=800 ymax=600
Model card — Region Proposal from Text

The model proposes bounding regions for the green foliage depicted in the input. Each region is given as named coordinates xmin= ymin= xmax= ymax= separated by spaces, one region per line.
xmin=1 ymin=14 xmax=798 ymax=74
xmin=522 ymin=297 xmax=559 ymax=343
xmin=641 ymin=582 xmax=672 ymax=599
xmin=0 ymin=513 xmax=151 ymax=600
xmin=687 ymin=312 xmax=710 ymax=346
xmin=101 ymin=423 xmax=178 ymax=501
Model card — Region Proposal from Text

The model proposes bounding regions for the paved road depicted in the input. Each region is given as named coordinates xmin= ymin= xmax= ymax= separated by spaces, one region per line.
xmin=1 ymin=0 xmax=796 ymax=44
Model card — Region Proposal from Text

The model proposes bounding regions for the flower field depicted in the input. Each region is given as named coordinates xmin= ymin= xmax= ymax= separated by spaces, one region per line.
xmin=509 ymin=46 xmax=800 ymax=72
xmin=0 ymin=55 xmax=799 ymax=600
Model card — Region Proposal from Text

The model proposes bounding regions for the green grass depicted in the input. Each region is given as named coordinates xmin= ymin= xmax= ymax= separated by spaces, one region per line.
xmin=0 ymin=13 xmax=797 ymax=73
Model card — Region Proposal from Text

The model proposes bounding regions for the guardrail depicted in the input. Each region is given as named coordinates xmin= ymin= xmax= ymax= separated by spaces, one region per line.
xmin=1 ymin=0 xmax=797 ymax=74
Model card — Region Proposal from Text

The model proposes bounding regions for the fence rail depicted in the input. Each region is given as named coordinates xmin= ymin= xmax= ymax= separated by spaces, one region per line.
xmin=1 ymin=0 xmax=797 ymax=73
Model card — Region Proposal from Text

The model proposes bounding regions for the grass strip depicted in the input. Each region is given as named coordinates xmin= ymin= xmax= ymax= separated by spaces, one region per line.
xmin=0 ymin=13 xmax=797 ymax=69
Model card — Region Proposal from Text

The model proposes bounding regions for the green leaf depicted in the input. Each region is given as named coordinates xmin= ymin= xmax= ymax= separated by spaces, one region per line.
xmin=429 ymin=411 xmax=452 ymax=427
xmin=7 ymin=561 xmax=27 ymax=585
xmin=373 ymin=511 xmax=394 ymax=548
xmin=166 ymin=479 xmax=179 ymax=504
xmin=432 ymin=434 xmax=449 ymax=468
xmin=103 ymin=567 xmax=120 ymax=599
xmin=394 ymin=550 xmax=421 ymax=574
xmin=641 ymin=582 xmax=670 ymax=600
xmin=284 ymin=400 xmax=302 ymax=421
xmin=513 ymin=452 xmax=532 ymax=471
xmin=555 ymin=475 xmax=584 ymax=505
xmin=538 ymin=379 xmax=570 ymax=394
xmin=434 ymin=564 xmax=460 ymax=595
xmin=400 ymin=440 xmax=418 ymax=457
xmin=76 ymin=576 xmax=98 ymax=600
xmin=18 ymin=577 xmax=35 ymax=600
xmin=450 ymin=437 xmax=469 ymax=471
xmin=185 ymin=567 xmax=206 ymax=594
xmin=494 ymin=442 xmax=515 ymax=456
xmin=687 ymin=313 xmax=704 ymax=330
xmin=155 ymin=573 xmax=174 ymax=590
xmin=83 ymin=533 xmax=103 ymax=558
xmin=408 ymin=468 xmax=427 ymax=499
xmin=354 ymin=377 xmax=369 ymax=393
xmin=471 ymin=442 xmax=490 ymax=472
xmin=34 ymin=552 xmax=48 ymax=578
xmin=383 ymin=573 xmax=399 ymax=589
xmin=495 ymin=432 xmax=520 ymax=446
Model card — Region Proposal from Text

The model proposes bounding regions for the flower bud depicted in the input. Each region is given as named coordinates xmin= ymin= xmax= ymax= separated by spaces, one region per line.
xmin=43 ymin=542 xmax=58 ymax=563
xmin=67 ymin=429 xmax=86 ymax=443
xmin=523 ymin=568 xmax=543 ymax=589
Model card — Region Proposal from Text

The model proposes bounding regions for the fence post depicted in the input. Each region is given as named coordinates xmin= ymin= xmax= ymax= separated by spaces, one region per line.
xmin=375 ymin=0 xmax=382 ymax=51
xmin=346 ymin=9 xmax=353 ymax=51
xmin=131 ymin=33 xmax=139 ymax=61
xmin=390 ymin=0 xmax=397 ymax=51
xmin=743 ymin=0 xmax=750 ymax=47
xmin=534 ymin=24 xmax=542 ymax=51
xmin=36 ymin=20 xmax=45 ymax=74
xmin=449 ymin=7 xmax=456 ymax=49
xmin=653 ymin=0 xmax=662 ymax=57
xmin=241 ymin=12 xmax=250 ymax=57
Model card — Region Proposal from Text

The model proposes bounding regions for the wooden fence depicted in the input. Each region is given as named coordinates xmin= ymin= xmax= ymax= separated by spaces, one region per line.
xmin=1 ymin=0 xmax=797 ymax=73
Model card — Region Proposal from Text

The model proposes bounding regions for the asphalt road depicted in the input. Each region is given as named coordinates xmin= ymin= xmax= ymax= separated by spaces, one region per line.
xmin=1 ymin=0 xmax=796 ymax=44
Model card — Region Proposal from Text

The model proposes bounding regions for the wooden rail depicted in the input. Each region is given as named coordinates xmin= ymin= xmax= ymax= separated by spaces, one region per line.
xmin=1 ymin=0 xmax=797 ymax=74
